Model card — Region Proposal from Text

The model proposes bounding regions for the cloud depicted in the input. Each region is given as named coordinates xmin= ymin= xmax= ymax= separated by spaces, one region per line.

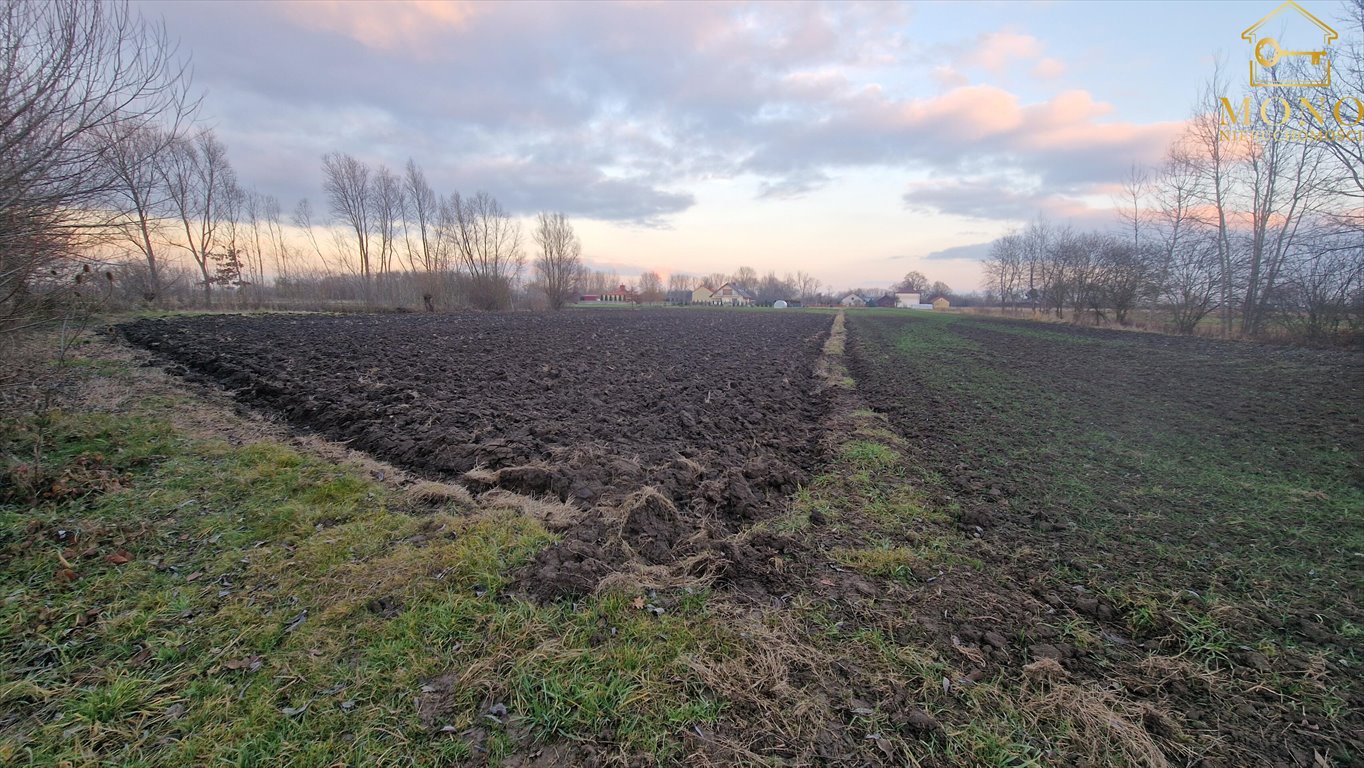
xmin=930 ymin=65 xmax=970 ymax=88
xmin=756 ymin=170 xmax=832 ymax=200
xmin=743 ymin=83 xmax=1183 ymax=199
xmin=278 ymin=0 xmax=478 ymax=52
xmin=902 ymin=177 xmax=1113 ymax=226
xmin=464 ymin=161 xmax=695 ymax=226
xmin=968 ymin=31 xmax=1045 ymax=73
xmin=1032 ymin=57 xmax=1066 ymax=79
xmin=920 ymin=241 xmax=995 ymax=261
xmin=147 ymin=2 xmax=1180 ymax=228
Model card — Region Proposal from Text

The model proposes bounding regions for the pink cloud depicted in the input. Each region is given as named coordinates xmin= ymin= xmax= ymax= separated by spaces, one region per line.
xmin=968 ymin=31 xmax=1045 ymax=73
xmin=898 ymin=85 xmax=1025 ymax=139
xmin=1019 ymin=90 xmax=1184 ymax=157
xmin=1033 ymin=57 xmax=1066 ymax=79
xmin=276 ymin=0 xmax=478 ymax=51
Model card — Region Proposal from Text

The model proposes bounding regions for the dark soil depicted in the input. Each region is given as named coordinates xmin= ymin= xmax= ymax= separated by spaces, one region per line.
xmin=119 ymin=311 xmax=831 ymax=597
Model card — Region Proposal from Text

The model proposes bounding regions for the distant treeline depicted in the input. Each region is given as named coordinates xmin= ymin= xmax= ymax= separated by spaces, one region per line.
xmin=983 ymin=42 xmax=1364 ymax=345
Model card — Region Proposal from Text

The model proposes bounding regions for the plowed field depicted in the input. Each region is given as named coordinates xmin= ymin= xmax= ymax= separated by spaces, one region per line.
xmin=120 ymin=311 xmax=831 ymax=521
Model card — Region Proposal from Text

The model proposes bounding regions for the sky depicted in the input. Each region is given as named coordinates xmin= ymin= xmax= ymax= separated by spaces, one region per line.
xmin=137 ymin=0 xmax=1358 ymax=292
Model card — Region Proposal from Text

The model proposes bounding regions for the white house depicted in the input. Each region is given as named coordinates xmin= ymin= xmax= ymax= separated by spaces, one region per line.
xmin=839 ymin=293 xmax=869 ymax=307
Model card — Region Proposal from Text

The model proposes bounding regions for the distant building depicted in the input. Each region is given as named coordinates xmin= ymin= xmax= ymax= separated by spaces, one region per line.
xmin=933 ymin=297 xmax=951 ymax=311
xmin=710 ymin=282 xmax=756 ymax=306
xmin=873 ymin=294 xmax=897 ymax=308
xmin=665 ymin=289 xmax=693 ymax=305
xmin=839 ymin=292 xmax=869 ymax=307
xmin=602 ymin=284 xmax=638 ymax=303
xmin=691 ymin=285 xmax=714 ymax=304
xmin=579 ymin=294 xmax=601 ymax=302
xmin=894 ymin=292 xmax=922 ymax=308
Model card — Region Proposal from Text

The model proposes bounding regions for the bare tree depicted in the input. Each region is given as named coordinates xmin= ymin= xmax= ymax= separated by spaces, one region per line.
xmin=401 ymin=159 xmax=442 ymax=310
xmin=668 ymin=273 xmax=694 ymax=293
xmin=261 ymin=193 xmax=292 ymax=288
xmin=1 ymin=0 xmax=193 ymax=337
xmin=791 ymin=270 xmax=821 ymax=302
xmin=1163 ymin=229 xmax=1221 ymax=335
xmin=1278 ymin=228 xmax=1364 ymax=341
xmin=985 ymin=232 xmax=1024 ymax=312
xmin=446 ymin=191 xmax=522 ymax=310
xmin=731 ymin=265 xmax=758 ymax=287
xmin=371 ymin=164 xmax=404 ymax=302
xmin=1238 ymin=85 xmax=1335 ymax=336
xmin=291 ymin=198 xmax=329 ymax=274
xmin=321 ymin=152 xmax=373 ymax=303
xmin=160 ymin=129 xmax=239 ymax=307
xmin=582 ymin=269 xmax=619 ymax=296
xmin=97 ymin=123 xmax=176 ymax=302
xmin=1153 ymin=151 xmax=1219 ymax=333
xmin=1185 ymin=65 xmax=1238 ymax=336
xmin=533 ymin=211 xmax=582 ymax=310
xmin=895 ymin=270 xmax=928 ymax=293
xmin=637 ymin=270 xmax=664 ymax=302
xmin=1095 ymin=238 xmax=1153 ymax=325
xmin=753 ymin=271 xmax=791 ymax=304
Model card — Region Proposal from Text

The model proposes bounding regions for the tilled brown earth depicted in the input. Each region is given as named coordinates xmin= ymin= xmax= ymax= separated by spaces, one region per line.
xmin=119 ymin=311 xmax=831 ymax=598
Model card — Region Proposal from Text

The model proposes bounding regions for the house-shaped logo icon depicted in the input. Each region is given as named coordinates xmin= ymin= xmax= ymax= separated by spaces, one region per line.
xmin=1242 ymin=1 xmax=1338 ymax=87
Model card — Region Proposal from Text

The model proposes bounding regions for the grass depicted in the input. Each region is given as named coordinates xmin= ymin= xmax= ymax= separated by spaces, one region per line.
xmin=830 ymin=540 xmax=965 ymax=582
xmin=0 ymin=356 xmax=738 ymax=766
xmin=848 ymin=311 xmax=1364 ymax=618
xmin=841 ymin=440 xmax=900 ymax=473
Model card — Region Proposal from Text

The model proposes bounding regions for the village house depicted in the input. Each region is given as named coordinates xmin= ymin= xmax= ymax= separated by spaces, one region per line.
xmin=838 ymin=292 xmax=869 ymax=307
xmin=933 ymin=297 xmax=951 ymax=311
xmin=873 ymin=294 xmax=897 ymax=308
xmin=709 ymin=282 xmax=756 ymax=306
xmin=691 ymin=284 xmax=714 ymax=304
xmin=894 ymin=292 xmax=933 ymax=309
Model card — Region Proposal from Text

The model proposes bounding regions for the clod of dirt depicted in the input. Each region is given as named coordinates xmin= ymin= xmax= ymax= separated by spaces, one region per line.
xmin=416 ymin=672 xmax=459 ymax=729
xmin=522 ymin=539 xmax=614 ymax=601
xmin=490 ymin=464 xmax=565 ymax=498
xmin=366 ymin=596 xmax=402 ymax=618
xmin=619 ymin=488 xmax=685 ymax=565
xmin=902 ymin=708 xmax=943 ymax=737
xmin=1028 ymin=643 xmax=1066 ymax=661
xmin=955 ymin=507 xmax=994 ymax=530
